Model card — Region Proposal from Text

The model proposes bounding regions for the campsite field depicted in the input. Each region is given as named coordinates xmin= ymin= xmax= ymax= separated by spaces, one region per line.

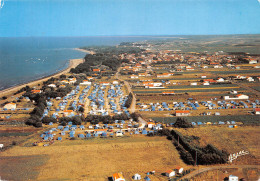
xmin=0 ymin=136 xmax=188 ymax=181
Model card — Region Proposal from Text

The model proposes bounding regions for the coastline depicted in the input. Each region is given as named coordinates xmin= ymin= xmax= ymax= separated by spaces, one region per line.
xmin=0 ymin=58 xmax=84 ymax=97
xmin=74 ymin=48 xmax=95 ymax=55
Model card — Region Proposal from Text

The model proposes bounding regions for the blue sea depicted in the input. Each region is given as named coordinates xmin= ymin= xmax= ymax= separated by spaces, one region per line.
xmin=0 ymin=36 xmax=158 ymax=90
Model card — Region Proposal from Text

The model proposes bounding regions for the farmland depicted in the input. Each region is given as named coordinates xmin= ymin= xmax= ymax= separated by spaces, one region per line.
xmin=0 ymin=136 xmax=187 ymax=181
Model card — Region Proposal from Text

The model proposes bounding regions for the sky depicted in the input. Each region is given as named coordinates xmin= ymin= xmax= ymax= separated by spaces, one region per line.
xmin=0 ymin=0 xmax=260 ymax=37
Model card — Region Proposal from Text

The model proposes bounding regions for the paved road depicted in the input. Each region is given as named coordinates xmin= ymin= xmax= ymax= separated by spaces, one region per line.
xmin=115 ymin=67 xmax=136 ymax=114
xmin=179 ymin=164 xmax=260 ymax=180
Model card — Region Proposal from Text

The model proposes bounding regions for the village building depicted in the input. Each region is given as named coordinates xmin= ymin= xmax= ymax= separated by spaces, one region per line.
xmin=224 ymin=94 xmax=249 ymax=100
xmin=112 ymin=173 xmax=125 ymax=181
xmin=80 ymin=80 xmax=91 ymax=85
xmin=130 ymin=75 xmax=139 ymax=79
xmin=176 ymin=110 xmax=190 ymax=116
xmin=249 ymin=60 xmax=257 ymax=64
xmin=147 ymin=122 xmax=155 ymax=129
xmin=31 ymin=90 xmax=42 ymax=94
xmin=254 ymin=108 xmax=260 ymax=115
xmin=228 ymin=175 xmax=239 ymax=181
xmin=48 ymin=84 xmax=56 ymax=88
xmin=165 ymin=170 xmax=175 ymax=177
xmin=3 ymin=103 xmax=16 ymax=110
xmin=162 ymin=91 xmax=175 ymax=95
xmin=174 ymin=166 xmax=184 ymax=174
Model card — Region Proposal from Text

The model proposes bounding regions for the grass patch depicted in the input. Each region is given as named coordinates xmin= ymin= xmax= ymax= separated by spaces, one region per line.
xmin=0 ymin=155 xmax=49 ymax=181
xmin=0 ymin=132 xmax=33 ymax=137
xmin=152 ymin=115 xmax=260 ymax=125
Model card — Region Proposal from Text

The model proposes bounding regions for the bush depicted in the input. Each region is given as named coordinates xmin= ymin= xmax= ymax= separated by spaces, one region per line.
xmin=42 ymin=117 xmax=57 ymax=124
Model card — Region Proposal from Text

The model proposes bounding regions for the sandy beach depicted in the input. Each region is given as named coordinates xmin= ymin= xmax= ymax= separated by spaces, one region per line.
xmin=0 ymin=58 xmax=84 ymax=97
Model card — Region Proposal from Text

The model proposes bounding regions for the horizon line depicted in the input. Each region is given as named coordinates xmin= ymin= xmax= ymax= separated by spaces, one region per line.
xmin=1 ymin=33 xmax=260 ymax=38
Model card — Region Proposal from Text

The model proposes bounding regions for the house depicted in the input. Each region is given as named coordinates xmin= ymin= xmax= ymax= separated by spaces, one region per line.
xmin=236 ymin=94 xmax=249 ymax=99
xmin=147 ymin=122 xmax=155 ymax=129
xmin=230 ymin=90 xmax=237 ymax=94
xmin=112 ymin=173 xmax=125 ymax=181
xmin=216 ymin=78 xmax=225 ymax=83
xmin=3 ymin=103 xmax=16 ymax=110
xmin=61 ymin=80 xmax=69 ymax=84
xmin=203 ymin=82 xmax=210 ymax=85
xmin=190 ymin=82 xmax=197 ymax=86
xmin=176 ymin=110 xmax=190 ymax=116
xmin=31 ymin=90 xmax=42 ymax=94
xmin=69 ymin=78 xmax=77 ymax=84
xmin=249 ymin=60 xmax=257 ymax=64
xmin=130 ymin=75 xmax=139 ymax=79
xmin=201 ymin=75 xmax=207 ymax=78
xmin=165 ymin=170 xmax=175 ymax=177
xmin=48 ymin=84 xmax=56 ymax=88
xmin=92 ymin=68 xmax=100 ymax=72
xmin=113 ymin=81 xmax=119 ymax=85
xmin=100 ymin=82 xmax=110 ymax=86
xmin=224 ymin=94 xmax=249 ymax=100
xmin=80 ymin=80 xmax=91 ymax=85
xmin=247 ymin=77 xmax=254 ymax=82
xmin=254 ymin=108 xmax=260 ymax=115
xmin=175 ymin=166 xmax=184 ymax=174
xmin=162 ymin=91 xmax=175 ymax=95
xmin=228 ymin=175 xmax=239 ymax=181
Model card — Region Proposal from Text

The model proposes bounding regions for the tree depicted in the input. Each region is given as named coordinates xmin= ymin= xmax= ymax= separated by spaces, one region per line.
xmin=173 ymin=118 xmax=193 ymax=128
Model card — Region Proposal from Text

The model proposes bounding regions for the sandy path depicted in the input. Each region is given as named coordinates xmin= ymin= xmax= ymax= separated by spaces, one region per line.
xmin=0 ymin=58 xmax=84 ymax=97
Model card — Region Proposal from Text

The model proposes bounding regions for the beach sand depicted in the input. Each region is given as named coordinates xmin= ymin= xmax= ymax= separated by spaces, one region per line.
xmin=0 ymin=58 xmax=84 ymax=98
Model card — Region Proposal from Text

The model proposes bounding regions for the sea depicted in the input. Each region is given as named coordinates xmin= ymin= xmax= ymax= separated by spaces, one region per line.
xmin=0 ymin=36 xmax=157 ymax=91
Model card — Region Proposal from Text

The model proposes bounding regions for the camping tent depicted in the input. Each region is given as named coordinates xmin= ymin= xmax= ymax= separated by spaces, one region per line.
xmin=133 ymin=174 xmax=141 ymax=180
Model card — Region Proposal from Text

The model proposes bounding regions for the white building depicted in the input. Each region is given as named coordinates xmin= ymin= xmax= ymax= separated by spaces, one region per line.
xmin=3 ymin=103 xmax=16 ymax=110
xmin=224 ymin=94 xmax=249 ymax=100
xmin=229 ymin=175 xmax=238 ymax=181
xmin=165 ymin=170 xmax=175 ymax=177
xmin=112 ymin=173 xmax=125 ymax=181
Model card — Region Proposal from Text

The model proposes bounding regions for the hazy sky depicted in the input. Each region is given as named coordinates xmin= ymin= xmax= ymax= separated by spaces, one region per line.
xmin=0 ymin=0 xmax=260 ymax=37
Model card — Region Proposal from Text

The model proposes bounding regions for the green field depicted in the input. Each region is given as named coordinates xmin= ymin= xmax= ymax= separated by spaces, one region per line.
xmin=0 ymin=132 xmax=33 ymax=137
xmin=152 ymin=115 xmax=260 ymax=125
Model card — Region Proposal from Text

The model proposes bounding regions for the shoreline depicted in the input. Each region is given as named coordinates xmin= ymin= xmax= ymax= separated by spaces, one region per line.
xmin=74 ymin=48 xmax=95 ymax=55
xmin=0 ymin=58 xmax=84 ymax=97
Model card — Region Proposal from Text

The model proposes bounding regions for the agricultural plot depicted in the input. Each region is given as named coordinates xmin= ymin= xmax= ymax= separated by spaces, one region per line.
xmin=0 ymin=137 xmax=187 ymax=181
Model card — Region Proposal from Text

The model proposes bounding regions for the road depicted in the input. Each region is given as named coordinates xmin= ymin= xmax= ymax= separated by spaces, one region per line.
xmin=115 ymin=67 xmax=136 ymax=114
xmin=179 ymin=164 xmax=260 ymax=180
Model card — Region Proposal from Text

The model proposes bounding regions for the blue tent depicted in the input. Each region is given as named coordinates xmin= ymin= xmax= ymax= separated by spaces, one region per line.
xmin=63 ymin=128 xmax=69 ymax=131
xmin=78 ymin=134 xmax=85 ymax=138
xmin=94 ymin=133 xmax=99 ymax=137
xmin=86 ymin=133 xmax=91 ymax=138
xmin=57 ymin=137 xmax=62 ymax=140
xmin=79 ymin=125 xmax=85 ymax=129
xmin=49 ymin=122 xmax=53 ymax=125
xmin=57 ymin=126 xmax=63 ymax=130
xmin=61 ymin=131 xmax=65 ymax=136
xmin=142 ymin=130 xmax=148 ymax=135
xmin=110 ymin=133 xmax=114 ymax=137
xmin=144 ymin=176 xmax=151 ymax=181
xmin=101 ymin=132 xmax=107 ymax=137
xmin=134 ymin=131 xmax=139 ymax=134
xmin=69 ymin=134 xmax=75 ymax=138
